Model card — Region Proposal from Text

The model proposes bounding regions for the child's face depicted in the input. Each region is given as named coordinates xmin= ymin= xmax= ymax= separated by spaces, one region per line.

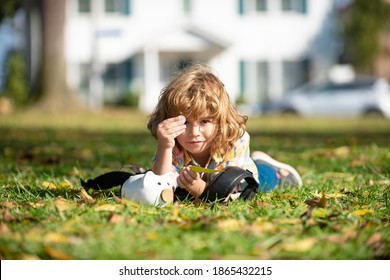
xmin=176 ymin=114 xmax=217 ymax=164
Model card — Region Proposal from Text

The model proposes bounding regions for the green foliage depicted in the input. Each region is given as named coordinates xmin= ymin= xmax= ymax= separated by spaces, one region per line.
xmin=2 ymin=51 xmax=29 ymax=107
xmin=0 ymin=112 xmax=389 ymax=259
xmin=114 ymin=91 xmax=139 ymax=107
xmin=343 ymin=0 xmax=390 ymax=73
xmin=0 ymin=0 xmax=21 ymax=21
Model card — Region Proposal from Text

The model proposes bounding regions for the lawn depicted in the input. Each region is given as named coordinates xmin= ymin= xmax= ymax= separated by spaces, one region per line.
xmin=0 ymin=109 xmax=389 ymax=260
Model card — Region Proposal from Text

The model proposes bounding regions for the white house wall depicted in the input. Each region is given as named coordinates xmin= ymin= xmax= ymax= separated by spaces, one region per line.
xmin=64 ymin=0 xmax=340 ymax=112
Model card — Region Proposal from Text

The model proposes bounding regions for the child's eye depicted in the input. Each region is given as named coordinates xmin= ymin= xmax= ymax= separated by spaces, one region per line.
xmin=201 ymin=119 xmax=212 ymax=124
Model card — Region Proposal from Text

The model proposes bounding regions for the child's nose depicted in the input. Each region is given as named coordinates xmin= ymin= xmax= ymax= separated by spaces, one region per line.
xmin=188 ymin=124 xmax=201 ymax=135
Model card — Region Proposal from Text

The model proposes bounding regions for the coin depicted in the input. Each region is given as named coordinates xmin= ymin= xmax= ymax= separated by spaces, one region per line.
xmin=160 ymin=188 xmax=174 ymax=202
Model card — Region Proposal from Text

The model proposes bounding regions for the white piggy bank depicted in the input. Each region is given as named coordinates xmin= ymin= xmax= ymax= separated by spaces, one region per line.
xmin=121 ymin=171 xmax=178 ymax=207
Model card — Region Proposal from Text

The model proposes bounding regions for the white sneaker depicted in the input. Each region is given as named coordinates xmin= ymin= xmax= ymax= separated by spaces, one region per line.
xmin=251 ymin=151 xmax=302 ymax=188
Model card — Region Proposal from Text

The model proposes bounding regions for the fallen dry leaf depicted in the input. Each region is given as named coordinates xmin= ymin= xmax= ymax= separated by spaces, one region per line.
xmin=353 ymin=209 xmax=374 ymax=216
xmin=29 ymin=200 xmax=45 ymax=208
xmin=54 ymin=197 xmax=76 ymax=219
xmin=44 ymin=232 xmax=69 ymax=244
xmin=333 ymin=146 xmax=350 ymax=157
xmin=54 ymin=198 xmax=75 ymax=211
xmin=20 ymin=254 xmax=41 ymax=260
xmin=282 ymin=237 xmax=318 ymax=252
xmin=109 ymin=213 xmax=125 ymax=224
xmin=273 ymin=218 xmax=301 ymax=225
xmin=0 ymin=223 xmax=9 ymax=234
xmin=305 ymin=193 xmax=327 ymax=208
xmin=61 ymin=179 xmax=75 ymax=189
xmin=0 ymin=201 xmax=14 ymax=208
xmin=79 ymin=188 xmax=95 ymax=204
xmin=42 ymin=181 xmax=57 ymax=189
xmin=315 ymin=192 xmax=346 ymax=199
xmin=367 ymin=233 xmax=382 ymax=247
xmin=217 ymin=219 xmax=244 ymax=231
xmin=311 ymin=208 xmax=333 ymax=218
xmin=245 ymin=221 xmax=277 ymax=235
xmin=327 ymin=234 xmax=344 ymax=244
xmin=44 ymin=246 xmax=73 ymax=260
xmin=94 ymin=204 xmax=124 ymax=212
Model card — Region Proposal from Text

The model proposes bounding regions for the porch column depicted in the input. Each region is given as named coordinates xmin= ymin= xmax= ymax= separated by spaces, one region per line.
xmin=140 ymin=46 xmax=160 ymax=113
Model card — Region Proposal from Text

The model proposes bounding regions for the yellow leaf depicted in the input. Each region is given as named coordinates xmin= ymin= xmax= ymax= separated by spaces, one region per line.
xmin=217 ymin=219 xmax=244 ymax=231
xmin=318 ymin=192 xmax=327 ymax=207
xmin=274 ymin=218 xmax=301 ymax=225
xmin=172 ymin=205 xmax=180 ymax=220
xmin=145 ymin=232 xmax=159 ymax=240
xmin=312 ymin=208 xmax=332 ymax=218
xmin=246 ymin=221 xmax=277 ymax=235
xmin=353 ymin=209 xmax=374 ymax=216
xmin=333 ymin=146 xmax=350 ymax=157
xmin=42 ymin=181 xmax=57 ymax=189
xmin=44 ymin=232 xmax=69 ymax=244
xmin=30 ymin=201 xmax=45 ymax=208
xmin=79 ymin=188 xmax=95 ymax=204
xmin=60 ymin=179 xmax=75 ymax=189
xmin=44 ymin=246 xmax=73 ymax=260
xmin=94 ymin=204 xmax=124 ymax=212
xmin=282 ymin=237 xmax=317 ymax=252
xmin=189 ymin=165 xmax=224 ymax=174
xmin=20 ymin=254 xmax=41 ymax=260
xmin=315 ymin=192 xmax=346 ymax=199
xmin=54 ymin=198 xmax=75 ymax=212
xmin=54 ymin=198 xmax=76 ymax=219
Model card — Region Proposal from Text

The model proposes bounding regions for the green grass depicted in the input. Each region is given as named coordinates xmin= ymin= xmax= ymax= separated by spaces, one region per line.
xmin=0 ymin=109 xmax=389 ymax=260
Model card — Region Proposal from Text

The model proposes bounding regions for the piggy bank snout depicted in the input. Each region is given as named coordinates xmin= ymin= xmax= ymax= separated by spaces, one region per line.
xmin=160 ymin=188 xmax=174 ymax=203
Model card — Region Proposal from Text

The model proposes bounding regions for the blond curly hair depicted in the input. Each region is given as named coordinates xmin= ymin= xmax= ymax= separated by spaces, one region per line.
xmin=147 ymin=63 xmax=247 ymax=157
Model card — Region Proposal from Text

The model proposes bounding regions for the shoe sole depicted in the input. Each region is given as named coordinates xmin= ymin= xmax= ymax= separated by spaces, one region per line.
xmin=251 ymin=152 xmax=302 ymax=187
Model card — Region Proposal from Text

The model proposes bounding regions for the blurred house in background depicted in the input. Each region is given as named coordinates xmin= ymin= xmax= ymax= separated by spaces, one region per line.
xmin=0 ymin=0 xmax=360 ymax=112
xmin=59 ymin=0 xmax=343 ymax=112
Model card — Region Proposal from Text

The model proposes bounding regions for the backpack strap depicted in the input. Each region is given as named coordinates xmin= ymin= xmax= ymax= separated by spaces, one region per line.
xmin=199 ymin=166 xmax=259 ymax=202
xmin=80 ymin=171 xmax=133 ymax=190
xmin=80 ymin=165 xmax=149 ymax=191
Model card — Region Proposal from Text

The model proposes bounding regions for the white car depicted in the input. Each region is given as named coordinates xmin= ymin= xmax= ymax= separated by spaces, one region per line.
xmin=263 ymin=76 xmax=390 ymax=118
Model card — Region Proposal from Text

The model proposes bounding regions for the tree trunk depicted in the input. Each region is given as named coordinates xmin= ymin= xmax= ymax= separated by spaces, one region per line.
xmin=37 ymin=0 xmax=82 ymax=112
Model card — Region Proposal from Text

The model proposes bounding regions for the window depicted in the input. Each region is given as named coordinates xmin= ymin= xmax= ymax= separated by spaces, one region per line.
xmin=105 ymin=0 xmax=131 ymax=15
xmin=282 ymin=58 xmax=310 ymax=92
xmin=256 ymin=0 xmax=267 ymax=12
xmin=239 ymin=0 xmax=267 ymax=15
xmin=78 ymin=0 xmax=91 ymax=13
xmin=182 ymin=0 xmax=192 ymax=15
xmin=102 ymin=59 xmax=133 ymax=100
xmin=281 ymin=0 xmax=307 ymax=14
xmin=239 ymin=60 xmax=269 ymax=102
xmin=257 ymin=61 xmax=269 ymax=102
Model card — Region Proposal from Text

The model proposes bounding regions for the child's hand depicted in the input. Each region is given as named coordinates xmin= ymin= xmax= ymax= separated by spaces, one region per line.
xmin=177 ymin=166 xmax=206 ymax=197
xmin=156 ymin=115 xmax=186 ymax=149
